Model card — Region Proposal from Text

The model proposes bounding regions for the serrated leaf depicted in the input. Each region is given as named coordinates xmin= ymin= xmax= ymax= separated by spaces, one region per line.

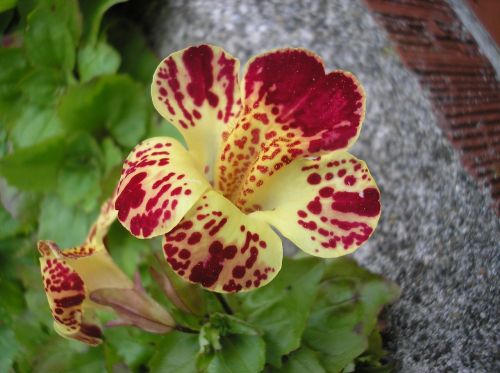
xmin=322 ymin=258 xmax=400 ymax=334
xmin=50 ymin=0 xmax=82 ymax=45
xmin=102 ymin=137 xmax=123 ymax=175
xmin=302 ymin=258 xmax=400 ymax=373
xmin=24 ymin=7 xmax=75 ymax=71
xmin=275 ymin=347 xmax=326 ymax=373
xmin=106 ymin=222 xmax=147 ymax=277
xmin=0 ymin=327 xmax=20 ymax=373
xmin=0 ymin=276 xmax=26 ymax=323
xmin=58 ymin=75 xmax=148 ymax=147
xmin=18 ymin=68 xmax=66 ymax=106
xmin=0 ymin=136 xmax=66 ymax=192
xmin=31 ymin=337 xmax=105 ymax=373
xmin=78 ymin=41 xmax=121 ymax=82
xmin=0 ymin=180 xmax=40 ymax=229
xmin=105 ymin=327 xmax=157 ymax=370
xmin=0 ymin=48 xmax=28 ymax=108
xmin=235 ymin=257 xmax=325 ymax=367
xmin=56 ymin=132 xmax=103 ymax=209
xmin=211 ymin=313 xmax=261 ymax=337
xmin=304 ymin=302 xmax=367 ymax=373
xmin=148 ymin=332 xmax=198 ymax=373
xmin=10 ymin=106 xmax=63 ymax=148
xmin=205 ymin=334 xmax=266 ymax=373
xmin=37 ymin=194 xmax=98 ymax=247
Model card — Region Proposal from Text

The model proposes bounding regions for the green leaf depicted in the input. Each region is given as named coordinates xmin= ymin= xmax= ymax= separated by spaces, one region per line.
xmin=10 ymin=106 xmax=64 ymax=148
xmin=0 ymin=276 xmax=26 ymax=323
xmin=302 ymin=258 xmax=400 ymax=373
xmin=0 ymin=327 xmax=20 ymax=373
xmin=0 ymin=0 xmax=17 ymax=13
xmin=50 ymin=0 xmax=82 ymax=45
xmin=56 ymin=132 xmax=103 ymax=209
xmin=0 ymin=48 xmax=28 ymax=102
xmin=0 ymin=9 xmax=14 ymax=33
xmin=24 ymin=285 xmax=54 ymax=327
xmin=80 ymin=0 xmax=127 ymax=45
xmin=235 ymin=257 xmax=325 ymax=367
xmin=38 ymin=194 xmax=98 ymax=247
xmin=0 ymin=204 xmax=24 ymax=239
xmin=58 ymin=75 xmax=148 ymax=147
xmin=107 ymin=18 xmax=158 ymax=85
xmin=275 ymin=347 xmax=326 ymax=373
xmin=17 ymin=0 xmax=82 ymax=43
xmin=210 ymin=313 xmax=261 ymax=337
xmin=78 ymin=41 xmax=121 ymax=82
xmin=322 ymin=258 xmax=400 ymax=334
xmin=0 ymin=136 xmax=66 ymax=192
xmin=18 ymin=68 xmax=66 ymax=106
xmin=24 ymin=6 xmax=75 ymax=71
xmin=105 ymin=327 xmax=157 ymax=370
xmin=30 ymin=337 xmax=105 ymax=373
xmin=106 ymin=222 xmax=148 ymax=277
xmin=205 ymin=334 xmax=266 ymax=373
xmin=304 ymin=302 xmax=367 ymax=373
xmin=102 ymin=136 xmax=123 ymax=175
xmin=149 ymin=332 xmax=199 ymax=373
xmin=0 ymin=180 xmax=40 ymax=230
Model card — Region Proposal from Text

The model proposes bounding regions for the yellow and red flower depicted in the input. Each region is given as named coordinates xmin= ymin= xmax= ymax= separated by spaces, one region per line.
xmin=113 ymin=45 xmax=381 ymax=293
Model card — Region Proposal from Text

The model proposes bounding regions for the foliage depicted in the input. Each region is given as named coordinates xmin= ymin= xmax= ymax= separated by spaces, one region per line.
xmin=0 ymin=0 xmax=399 ymax=372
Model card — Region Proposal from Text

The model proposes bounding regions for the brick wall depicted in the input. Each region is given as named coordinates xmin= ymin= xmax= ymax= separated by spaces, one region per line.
xmin=364 ymin=0 xmax=500 ymax=214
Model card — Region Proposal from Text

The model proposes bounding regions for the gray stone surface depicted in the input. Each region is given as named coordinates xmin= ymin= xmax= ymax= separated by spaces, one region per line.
xmin=151 ymin=1 xmax=500 ymax=371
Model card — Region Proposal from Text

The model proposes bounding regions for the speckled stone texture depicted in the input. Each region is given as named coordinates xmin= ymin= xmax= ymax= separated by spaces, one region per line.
xmin=151 ymin=1 xmax=500 ymax=371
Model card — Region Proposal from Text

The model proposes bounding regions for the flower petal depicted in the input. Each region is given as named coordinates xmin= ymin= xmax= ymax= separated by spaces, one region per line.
xmin=152 ymin=45 xmax=241 ymax=182
xmin=114 ymin=137 xmax=211 ymax=238
xmin=249 ymin=152 xmax=381 ymax=258
xmin=39 ymin=243 xmax=102 ymax=345
xmin=215 ymin=48 xmax=365 ymax=204
xmin=162 ymin=190 xmax=282 ymax=293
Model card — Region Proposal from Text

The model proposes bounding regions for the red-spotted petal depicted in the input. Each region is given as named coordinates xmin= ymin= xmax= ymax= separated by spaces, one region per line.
xmin=114 ymin=137 xmax=211 ymax=238
xmin=152 ymin=44 xmax=241 ymax=182
xmin=39 ymin=242 xmax=103 ymax=345
xmin=249 ymin=152 xmax=380 ymax=258
xmin=162 ymin=190 xmax=282 ymax=293
xmin=215 ymin=48 xmax=365 ymax=205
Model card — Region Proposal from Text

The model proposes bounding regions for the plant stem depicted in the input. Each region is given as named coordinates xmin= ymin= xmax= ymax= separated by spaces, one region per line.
xmin=215 ymin=293 xmax=233 ymax=315
xmin=175 ymin=325 xmax=199 ymax=334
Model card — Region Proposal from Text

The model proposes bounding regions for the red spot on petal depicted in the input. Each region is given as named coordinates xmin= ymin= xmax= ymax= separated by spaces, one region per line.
xmin=331 ymin=188 xmax=380 ymax=217
xmin=307 ymin=198 xmax=322 ymax=215
xmin=115 ymin=172 xmax=147 ymax=221
xmin=344 ymin=176 xmax=356 ymax=186
xmin=307 ymin=173 xmax=322 ymax=185
xmin=187 ymin=232 xmax=202 ymax=245
xmin=183 ymin=45 xmax=219 ymax=107
xmin=232 ymin=265 xmax=246 ymax=279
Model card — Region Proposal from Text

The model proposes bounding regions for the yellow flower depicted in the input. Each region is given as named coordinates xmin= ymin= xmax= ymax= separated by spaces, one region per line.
xmin=38 ymin=200 xmax=175 ymax=345
xmin=113 ymin=45 xmax=381 ymax=293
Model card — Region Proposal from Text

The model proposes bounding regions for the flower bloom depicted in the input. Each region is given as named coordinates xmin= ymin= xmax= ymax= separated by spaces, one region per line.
xmin=38 ymin=200 xmax=174 ymax=345
xmin=114 ymin=45 xmax=381 ymax=293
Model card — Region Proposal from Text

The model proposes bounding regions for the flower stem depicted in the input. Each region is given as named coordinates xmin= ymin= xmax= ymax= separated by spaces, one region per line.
xmin=215 ymin=293 xmax=233 ymax=314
